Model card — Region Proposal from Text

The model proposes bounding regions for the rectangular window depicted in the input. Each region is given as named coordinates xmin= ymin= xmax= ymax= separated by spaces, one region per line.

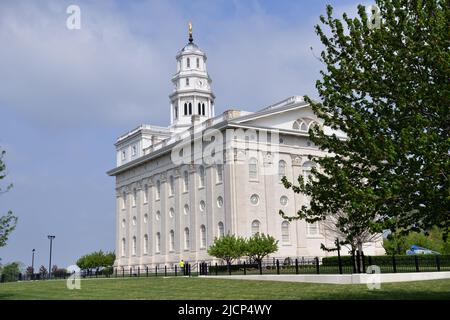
xmin=307 ymin=222 xmax=319 ymax=236
xmin=186 ymin=78 xmax=190 ymax=86
xmin=196 ymin=58 xmax=200 ymax=68
xmin=121 ymin=150 xmax=126 ymax=161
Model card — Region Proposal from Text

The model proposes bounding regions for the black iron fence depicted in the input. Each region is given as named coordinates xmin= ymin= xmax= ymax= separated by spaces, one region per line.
xmin=1 ymin=255 xmax=449 ymax=283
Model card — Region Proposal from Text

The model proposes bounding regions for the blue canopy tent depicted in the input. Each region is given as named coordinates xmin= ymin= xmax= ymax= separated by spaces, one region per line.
xmin=406 ymin=245 xmax=440 ymax=255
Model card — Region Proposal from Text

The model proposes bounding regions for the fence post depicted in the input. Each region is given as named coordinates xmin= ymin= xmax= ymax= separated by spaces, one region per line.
xmin=115 ymin=268 xmax=117 ymax=278
xmin=276 ymin=259 xmax=280 ymax=275
xmin=129 ymin=267 xmax=132 ymax=277
xmin=138 ymin=267 xmax=140 ymax=277
xmin=356 ymin=251 xmax=361 ymax=274
xmin=351 ymin=253 xmax=356 ymax=274
xmin=392 ymin=255 xmax=397 ymax=273
xmin=122 ymin=267 xmax=124 ymax=278
xmin=215 ymin=263 xmax=218 ymax=276
xmin=361 ymin=251 xmax=366 ymax=273
xmin=164 ymin=265 xmax=167 ymax=277
xmin=295 ymin=259 xmax=299 ymax=274
xmin=155 ymin=266 xmax=158 ymax=277
xmin=414 ymin=255 xmax=420 ymax=272
xmin=243 ymin=261 xmax=247 ymax=275
xmin=436 ymin=255 xmax=441 ymax=272
xmin=146 ymin=266 xmax=148 ymax=277
xmin=338 ymin=253 xmax=343 ymax=275
xmin=175 ymin=265 xmax=177 ymax=277
xmin=227 ymin=262 xmax=231 ymax=275
xmin=315 ymin=257 xmax=320 ymax=274
xmin=188 ymin=263 xmax=191 ymax=277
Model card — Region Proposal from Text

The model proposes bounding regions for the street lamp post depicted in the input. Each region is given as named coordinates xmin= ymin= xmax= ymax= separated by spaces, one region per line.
xmin=31 ymin=249 xmax=35 ymax=279
xmin=47 ymin=235 xmax=55 ymax=279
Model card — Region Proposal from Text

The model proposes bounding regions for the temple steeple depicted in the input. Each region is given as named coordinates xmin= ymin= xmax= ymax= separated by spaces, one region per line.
xmin=169 ymin=23 xmax=215 ymax=132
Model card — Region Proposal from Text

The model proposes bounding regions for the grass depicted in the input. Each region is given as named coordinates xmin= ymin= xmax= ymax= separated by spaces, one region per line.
xmin=0 ymin=277 xmax=450 ymax=300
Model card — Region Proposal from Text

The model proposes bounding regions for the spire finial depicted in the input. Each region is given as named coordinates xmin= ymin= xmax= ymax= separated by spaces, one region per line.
xmin=188 ymin=21 xmax=193 ymax=43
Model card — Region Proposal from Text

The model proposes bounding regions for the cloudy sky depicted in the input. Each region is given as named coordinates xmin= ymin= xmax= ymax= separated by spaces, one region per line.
xmin=0 ymin=0 xmax=363 ymax=269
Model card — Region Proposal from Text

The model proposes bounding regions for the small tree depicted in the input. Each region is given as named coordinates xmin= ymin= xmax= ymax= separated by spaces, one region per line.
xmin=76 ymin=250 xmax=116 ymax=274
xmin=1 ymin=262 xmax=21 ymax=282
xmin=245 ymin=233 xmax=278 ymax=266
xmin=208 ymin=235 xmax=246 ymax=264
xmin=39 ymin=265 xmax=48 ymax=277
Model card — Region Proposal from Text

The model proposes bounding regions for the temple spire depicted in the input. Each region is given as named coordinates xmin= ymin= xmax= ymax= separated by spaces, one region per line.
xmin=188 ymin=21 xmax=193 ymax=43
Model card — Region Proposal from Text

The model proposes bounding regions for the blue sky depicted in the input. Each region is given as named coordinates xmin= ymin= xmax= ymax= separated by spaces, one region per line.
xmin=0 ymin=0 xmax=363 ymax=269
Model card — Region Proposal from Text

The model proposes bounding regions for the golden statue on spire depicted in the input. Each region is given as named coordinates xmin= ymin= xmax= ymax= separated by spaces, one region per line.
xmin=188 ymin=21 xmax=193 ymax=43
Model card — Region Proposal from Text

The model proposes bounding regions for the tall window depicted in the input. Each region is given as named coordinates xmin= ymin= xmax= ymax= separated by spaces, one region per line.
xmin=169 ymin=230 xmax=175 ymax=252
xmin=156 ymin=180 xmax=161 ymax=200
xmin=216 ymin=164 xmax=223 ymax=183
xmin=202 ymin=103 xmax=205 ymax=115
xmin=200 ymin=225 xmax=206 ymax=249
xmin=184 ymin=103 xmax=188 ymax=115
xmin=198 ymin=103 xmax=201 ymax=115
xmin=251 ymin=220 xmax=260 ymax=236
xmin=198 ymin=165 xmax=205 ymax=188
xmin=174 ymin=106 xmax=178 ymax=119
xmin=132 ymin=145 xmax=137 ymax=156
xmin=121 ymin=238 xmax=126 ymax=257
xmin=121 ymin=150 xmax=126 ymax=160
xmin=143 ymin=234 xmax=149 ymax=254
xmin=249 ymin=157 xmax=258 ymax=180
xmin=307 ymin=222 xmax=319 ymax=236
xmin=186 ymin=78 xmax=190 ymax=86
xmin=184 ymin=228 xmax=190 ymax=250
xmin=218 ymin=222 xmax=224 ymax=239
xmin=132 ymin=189 xmax=137 ymax=207
xmin=132 ymin=236 xmax=136 ymax=256
xmin=196 ymin=57 xmax=200 ymax=68
xmin=122 ymin=192 xmax=126 ymax=210
xmin=169 ymin=176 xmax=174 ymax=196
xmin=281 ymin=221 xmax=290 ymax=244
xmin=156 ymin=232 xmax=161 ymax=253
xmin=189 ymin=102 xmax=192 ymax=114
xmin=144 ymin=185 xmax=148 ymax=203
xmin=278 ymin=160 xmax=286 ymax=181
xmin=186 ymin=57 xmax=190 ymax=68
xmin=183 ymin=171 xmax=189 ymax=192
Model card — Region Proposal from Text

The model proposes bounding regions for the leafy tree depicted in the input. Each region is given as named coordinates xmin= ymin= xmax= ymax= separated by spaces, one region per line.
xmin=0 ymin=148 xmax=18 ymax=254
xmin=245 ymin=233 xmax=278 ymax=266
xmin=0 ymin=262 xmax=21 ymax=282
xmin=281 ymin=0 xmax=450 ymax=253
xmin=208 ymin=234 xmax=246 ymax=264
xmin=39 ymin=265 xmax=48 ymax=277
xmin=384 ymin=226 xmax=450 ymax=255
xmin=76 ymin=250 xmax=116 ymax=273
xmin=26 ymin=266 xmax=34 ymax=276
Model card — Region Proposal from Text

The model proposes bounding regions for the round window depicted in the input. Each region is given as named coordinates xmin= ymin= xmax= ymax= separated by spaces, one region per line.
xmin=280 ymin=196 xmax=288 ymax=206
xmin=200 ymin=200 xmax=206 ymax=211
xmin=250 ymin=194 xmax=259 ymax=205
xmin=217 ymin=196 xmax=223 ymax=208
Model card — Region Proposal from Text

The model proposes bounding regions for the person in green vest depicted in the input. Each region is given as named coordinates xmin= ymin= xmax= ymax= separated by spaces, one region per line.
xmin=179 ymin=260 xmax=185 ymax=275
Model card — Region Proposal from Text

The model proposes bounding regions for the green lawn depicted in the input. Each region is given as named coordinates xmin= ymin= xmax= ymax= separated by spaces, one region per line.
xmin=0 ymin=277 xmax=449 ymax=300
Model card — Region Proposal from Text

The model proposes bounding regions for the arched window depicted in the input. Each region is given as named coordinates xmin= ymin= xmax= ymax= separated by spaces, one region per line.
xmin=132 ymin=236 xmax=137 ymax=256
xmin=169 ymin=176 xmax=174 ymax=196
xmin=198 ymin=165 xmax=205 ymax=188
xmin=218 ymin=222 xmax=224 ymax=239
xmin=198 ymin=103 xmax=201 ymax=115
xmin=200 ymin=225 xmax=206 ymax=249
xmin=156 ymin=180 xmax=161 ymax=200
xmin=202 ymin=103 xmax=205 ymax=115
xmin=307 ymin=222 xmax=319 ymax=236
xmin=281 ymin=221 xmax=290 ymax=243
xmin=302 ymin=161 xmax=316 ymax=183
xmin=251 ymin=220 xmax=260 ymax=236
xmin=293 ymin=119 xmax=308 ymax=131
xmin=143 ymin=234 xmax=149 ymax=254
xmin=184 ymin=204 xmax=189 ymax=215
xmin=186 ymin=78 xmax=190 ymax=86
xmin=249 ymin=157 xmax=258 ymax=180
xmin=184 ymin=228 xmax=190 ymax=250
xmin=144 ymin=185 xmax=148 ymax=203
xmin=216 ymin=164 xmax=223 ymax=183
xmin=187 ymin=57 xmax=190 ymax=68
xmin=278 ymin=160 xmax=286 ymax=180
xmin=169 ymin=230 xmax=175 ymax=252
xmin=196 ymin=57 xmax=200 ymax=68
xmin=189 ymin=102 xmax=192 ymax=115
xmin=156 ymin=232 xmax=161 ymax=253
xmin=183 ymin=171 xmax=189 ymax=192
xmin=184 ymin=103 xmax=188 ymax=115
xmin=121 ymin=238 xmax=126 ymax=257
xmin=132 ymin=189 xmax=137 ymax=207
